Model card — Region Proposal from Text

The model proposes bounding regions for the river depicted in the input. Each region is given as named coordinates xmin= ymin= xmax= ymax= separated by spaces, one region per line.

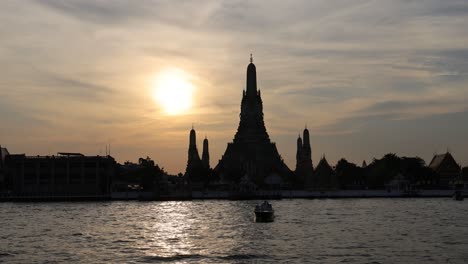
xmin=1 ymin=199 xmax=467 ymax=263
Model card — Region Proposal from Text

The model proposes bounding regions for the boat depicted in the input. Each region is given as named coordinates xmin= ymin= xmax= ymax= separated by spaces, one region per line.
xmin=254 ymin=201 xmax=275 ymax=222
xmin=453 ymin=190 xmax=464 ymax=201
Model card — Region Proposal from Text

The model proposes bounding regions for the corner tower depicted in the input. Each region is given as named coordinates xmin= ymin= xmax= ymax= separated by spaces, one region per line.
xmin=295 ymin=127 xmax=314 ymax=188
xmin=302 ymin=127 xmax=312 ymax=163
xmin=188 ymin=126 xmax=200 ymax=163
xmin=185 ymin=126 xmax=208 ymax=182
xmin=296 ymin=134 xmax=303 ymax=169
xmin=202 ymin=137 xmax=210 ymax=168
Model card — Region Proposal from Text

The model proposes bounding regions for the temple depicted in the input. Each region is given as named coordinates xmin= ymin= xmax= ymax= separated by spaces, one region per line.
xmin=295 ymin=127 xmax=314 ymax=187
xmin=214 ymin=55 xmax=292 ymax=187
xmin=202 ymin=137 xmax=210 ymax=169
xmin=185 ymin=127 xmax=210 ymax=183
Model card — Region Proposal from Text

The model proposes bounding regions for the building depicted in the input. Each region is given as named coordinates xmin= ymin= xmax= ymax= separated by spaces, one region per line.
xmin=0 ymin=146 xmax=10 ymax=191
xmin=428 ymin=152 xmax=461 ymax=188
xmin=202 ymin=137 xmax=210 ymax=169
xmin=313 ymin=156 xmax=338 ymax=190
xmin=214 ymin=55 xmax=293 ymax=187
xmin=0 ymin=146 xmax=9 ymax=164
xmin=386 ymin=173 xmax=410 ymax=192
xmin=462 ymin=167 xmax=468 ymax=188
xmin=362 ymin=160 xmax=367 ymax=168
xmin=295 ymin=127 xmax=314 ymax=188
xmin=184 ymin=127 xmax=210 ymax=185
xmin=4 ymin=152 xmax=116 ymax=199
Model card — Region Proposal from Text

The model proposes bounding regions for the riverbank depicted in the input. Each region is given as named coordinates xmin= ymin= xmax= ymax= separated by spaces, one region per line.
xmin=1 ymin=189 xmax=464 ymax=202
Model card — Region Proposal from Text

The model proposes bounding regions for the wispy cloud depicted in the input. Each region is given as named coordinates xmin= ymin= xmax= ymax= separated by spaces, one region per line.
xmin=1 ymin=0 xmax=468 ymax=172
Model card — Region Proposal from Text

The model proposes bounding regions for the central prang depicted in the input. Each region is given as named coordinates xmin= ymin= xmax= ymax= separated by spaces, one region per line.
xmin=234 ymin=57 xmax=270 ymax=145
xmin=213 ymin=55 xmax=293 ymax=188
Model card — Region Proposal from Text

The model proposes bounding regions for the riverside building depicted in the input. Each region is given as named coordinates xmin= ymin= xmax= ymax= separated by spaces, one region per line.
xmin=4 ymin=152 xmax=115 ymax=199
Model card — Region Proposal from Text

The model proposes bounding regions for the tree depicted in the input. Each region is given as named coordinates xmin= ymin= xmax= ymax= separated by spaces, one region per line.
xmin=136 ymin=156 xmax=166 ymax=191
xmin=138 ymin=156 xmax=155 ymax=167
xmin=365 ymin=153 xmax=401 ymax=188
xmin=399 ymin=157 xmax=426 ymax=183
xmin=335 ymin=158 xmax=365 ymax=189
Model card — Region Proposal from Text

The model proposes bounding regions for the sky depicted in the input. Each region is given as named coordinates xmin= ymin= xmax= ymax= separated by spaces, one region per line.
xmin=1 ymin=0 xmax=467 ymax=174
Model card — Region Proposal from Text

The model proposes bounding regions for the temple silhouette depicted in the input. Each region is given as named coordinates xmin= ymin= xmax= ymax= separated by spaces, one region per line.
xmin=184 ymin=126 xmax=210 ymax=185
xmin=295 ymin=127 xmax=314 ymax=187
xmin=212 ymin=55 xmax=293 ymax=188
xmin=1 ymin=56 xmax=466 ymax=201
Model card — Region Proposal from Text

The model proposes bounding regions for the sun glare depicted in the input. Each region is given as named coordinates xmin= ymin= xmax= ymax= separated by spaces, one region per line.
xmin=152 ymin=68 xmax=194 ymax=115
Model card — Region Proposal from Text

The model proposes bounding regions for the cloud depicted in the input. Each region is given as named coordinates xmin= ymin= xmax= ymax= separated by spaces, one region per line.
xmin=40 ymin=74 xmax=113 ymax=99
xmin=35 ymin=0 xmax=154 ymax=24
xmin=1 ymin=0 xmax=468 ymax=172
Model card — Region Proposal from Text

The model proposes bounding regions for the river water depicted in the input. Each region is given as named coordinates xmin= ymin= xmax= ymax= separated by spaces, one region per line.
xmin=1 ymin=199 xmax=467 ymax=263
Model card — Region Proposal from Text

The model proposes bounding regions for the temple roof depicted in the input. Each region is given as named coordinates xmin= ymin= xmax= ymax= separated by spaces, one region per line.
xmin=429 ymin=152 xmax=458 ymax=170
xmin=429 ymin=154 xmax=445 ymax=169
xmin=316 ymin=156 xmax=331 ymax=170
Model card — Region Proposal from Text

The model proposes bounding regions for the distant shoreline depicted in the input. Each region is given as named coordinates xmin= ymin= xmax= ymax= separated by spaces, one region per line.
xmin=0 ymin=189 xmax=463 ymax=202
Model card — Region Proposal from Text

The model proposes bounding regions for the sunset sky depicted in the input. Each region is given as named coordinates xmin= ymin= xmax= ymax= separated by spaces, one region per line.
xmin=1 ymin=0 xmax=467 ymax=174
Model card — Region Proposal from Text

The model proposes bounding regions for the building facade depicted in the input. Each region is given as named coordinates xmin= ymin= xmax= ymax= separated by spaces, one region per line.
xmin=428 ymin=152 xmax=461 ymax=189
xmin=4 ymin=152 xmax=115 ymax=198
xmin=0 ymin=146 xmax=9 ymax=191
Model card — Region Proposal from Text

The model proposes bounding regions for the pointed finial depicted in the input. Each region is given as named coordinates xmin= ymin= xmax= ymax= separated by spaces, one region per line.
xmin=250 ymin=53 xmax=253 ymax=63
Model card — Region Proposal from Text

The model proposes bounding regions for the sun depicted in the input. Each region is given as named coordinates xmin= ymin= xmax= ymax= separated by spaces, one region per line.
xmin=152 ymin=68 xmax=194 ymax=115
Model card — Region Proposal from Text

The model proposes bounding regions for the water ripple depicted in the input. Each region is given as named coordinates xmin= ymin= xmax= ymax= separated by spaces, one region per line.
xmin=1 ymin=199 xmax=468 ymax=263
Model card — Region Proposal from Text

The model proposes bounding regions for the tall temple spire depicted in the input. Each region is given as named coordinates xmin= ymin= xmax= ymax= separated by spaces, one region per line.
xmin=189 ymin=126 xmax=196 ymax=147
xmin=215 ymin=56 xmax=292 ymax=186
xmin=187 ymin=126 xmax=201 ymax=170
xmin=296 ymin=135 xmax=303 ymax=165
xmin=246 ymin=54 xmax=257 ymax=96
xmin=235 ymin=55 xmax=269 ymax=144
xmin=295 ymin=126 xmax=314 ymax=187
xmin=185 ymin=126 xmax=209 ymax=182
xmin=202 ymin=137 xmax=210 ymax=168
xmin=303 ymin=127 xmax=311 ymax=161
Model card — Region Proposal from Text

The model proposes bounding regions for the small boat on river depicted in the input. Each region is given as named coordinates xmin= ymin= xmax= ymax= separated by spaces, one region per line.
xmin=255 ymin=201 xmax=275 ymax=222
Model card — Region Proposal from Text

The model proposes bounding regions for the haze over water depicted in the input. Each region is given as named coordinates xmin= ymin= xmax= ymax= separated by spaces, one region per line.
xmin=1 ymin=199 xmax=468 ymax=263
